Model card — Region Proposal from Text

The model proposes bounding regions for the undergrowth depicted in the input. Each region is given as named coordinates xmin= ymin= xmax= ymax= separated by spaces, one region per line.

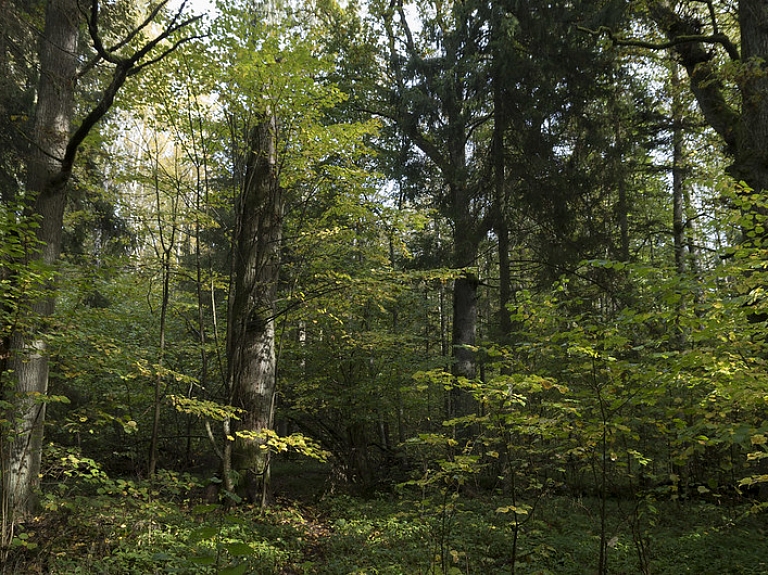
xmin=3 ymin=455 xmax=768 ymax=574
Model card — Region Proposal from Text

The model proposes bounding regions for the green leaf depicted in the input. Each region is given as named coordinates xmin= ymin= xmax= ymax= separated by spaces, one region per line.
xmin=151 ymin=552 xmax=173 ymax=561
xmin=188 ymin=526 xmax=219 ymax=543
xmin=192 ymin=504 xmax=219 ymax=515
xmin=224 ymin=542 xmax=255 ymax=556
xmin=219 ymin=563 xmax=249 ymax=575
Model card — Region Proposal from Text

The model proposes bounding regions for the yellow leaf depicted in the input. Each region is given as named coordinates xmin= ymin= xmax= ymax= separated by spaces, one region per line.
xmin=751 ymin=434 xmax=767 ymax=446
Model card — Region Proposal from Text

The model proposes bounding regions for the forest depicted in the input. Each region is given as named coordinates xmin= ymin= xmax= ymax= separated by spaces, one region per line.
xmin=1 ymin=0 xmax=768 ymax=573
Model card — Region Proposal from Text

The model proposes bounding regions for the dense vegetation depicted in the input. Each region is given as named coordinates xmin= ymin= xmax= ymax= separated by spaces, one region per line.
xmin=2 ymin=0 xmax=768 ymax=573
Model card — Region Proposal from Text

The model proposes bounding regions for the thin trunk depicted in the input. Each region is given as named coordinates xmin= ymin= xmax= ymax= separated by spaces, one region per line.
xmin=191 ymin=206 xmax=208 ymax=467
xmin=148 ymin=137 xmax=178 ymax=476
xmin=491 ymin=5 xmax=513 ymax=341
xmin=149 ymin=252 xmax=171 ymax=476
xmin=671 ymin=63 xmax=686 ymax=276
xmin=615 ymin=111 xmax=630 ymax=263
xmin=188 ymin=77 xmax=210 ymax=467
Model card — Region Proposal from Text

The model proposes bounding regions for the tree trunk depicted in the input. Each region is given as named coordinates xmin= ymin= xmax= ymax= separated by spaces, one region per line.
xmin=0 ymin=0 xmax=197 ymax=527
xmin=670 ymin=62 xmax=686 ymax=275
xmin=2 ymin=0 xmax=77 ymax=524
xmin=491 ymin=24 xmax=513 ymax=340
xmin=650 ymin=0 xmax=768 ymax=195
xmin=450 ymin=272 xmax=478 ymax=414
xmin=733 ymin=0 xmax=768 ymax=194
xmin=227 ymin=116 xmax=281 ymax=506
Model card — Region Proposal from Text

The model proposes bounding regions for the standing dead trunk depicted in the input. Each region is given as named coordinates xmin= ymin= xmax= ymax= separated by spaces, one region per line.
xmin=227 ymin=116 xmax=281 ymax=506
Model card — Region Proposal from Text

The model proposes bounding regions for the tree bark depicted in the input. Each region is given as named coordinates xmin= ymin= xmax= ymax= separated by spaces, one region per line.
xmin=227 ymin=116 xmax=281 ymax=506
xmin=733 ymin=0 xmax=768 ymax=193
xmin=0 ymin=0 xmax=199 ymax=526
xmin=491 ymin=11 xmax=513 ymax=341
xmin=649 ymin=1 xmax=768 ymax=194
xmin=2 ymin=0 xmax=77 ymax=524
xmin=670 ymin=62 xmax=686 ymax=275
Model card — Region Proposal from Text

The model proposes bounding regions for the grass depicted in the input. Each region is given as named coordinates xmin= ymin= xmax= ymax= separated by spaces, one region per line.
xmin=4 ymin=462 xmax=768 ymax=574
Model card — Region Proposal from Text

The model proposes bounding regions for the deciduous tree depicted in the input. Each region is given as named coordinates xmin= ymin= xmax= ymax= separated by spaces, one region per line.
xmin=1 ymin=0 xmax=200 ymax=527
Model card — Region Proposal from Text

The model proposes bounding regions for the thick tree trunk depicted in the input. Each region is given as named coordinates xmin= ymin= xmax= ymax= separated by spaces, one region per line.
xmin=227 ymin=116 xmax=281 ymax=506
xmin=651 ymin=1 xmax=768 ymax=195
xmin=0 ymin=0 xmax=197 ymax=527
xmin=733 ymin=0 xmax=768 ymax=194
xmin=448 ymin=170 xmax=479 ymax=419
xmin=451 ymin=284 xmax=477 ymax=360
xmin=2 ymin=0 xmax=77 ymax=524
xmin=449 ymin=175 xmax=480 ymax=421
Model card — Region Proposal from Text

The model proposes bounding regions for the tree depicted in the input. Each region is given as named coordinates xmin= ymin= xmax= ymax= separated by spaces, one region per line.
xmin=1 ymin=0 xmax=201 ymax=526
xmin=643 ymin=2 xmax=748 ymax=182
xmin=213 ymin=0 xmax=377 ymax=503
xmin=369 ymin=0 xmax=493 ymax=419
xmin=226 ymin=115 xmax=280 ymax=505
xmin=2 ymin=0 xmax=79 ymax=528
xmin=585 ymin=2 xmax=763 ymax=220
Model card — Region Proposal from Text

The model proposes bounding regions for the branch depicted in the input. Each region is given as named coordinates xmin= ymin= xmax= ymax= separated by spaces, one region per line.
xmin=59 ymin=62 xmax=130 ymax=181
xmin=129 ymin=33 xmax=206 ymax=76
xmin=579 ymin=3 xmax=741 ymax=154
xmin=578 ymin=25 xmax=740 ymax=62
xmin=56 ymin=1 xmax=204 ymax=184
xmin=81 ymin=0 xmax=119 ymax=64
xmin=112 ymin=0 xmax=170 ymax=52
xmin=82 ymin=0 xmax=203 ymax=67
xmin=699 ymin=0 xmax=720 ymax=36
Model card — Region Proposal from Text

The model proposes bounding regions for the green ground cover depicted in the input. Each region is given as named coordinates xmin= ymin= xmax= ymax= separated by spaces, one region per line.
xmin=4 ymin=462 xmax=767 ymax=574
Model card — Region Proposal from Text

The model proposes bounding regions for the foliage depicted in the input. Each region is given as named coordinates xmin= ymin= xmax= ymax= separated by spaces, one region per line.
xmin=4 ymin=1 xmax=768 ymax=573
xmin=9 ymin=446 xmax=305 ymax=574
xmin=7 ymin=469 xmax=768 ymax=575
xmin=0 ymin=202 xmax=48 ymax=342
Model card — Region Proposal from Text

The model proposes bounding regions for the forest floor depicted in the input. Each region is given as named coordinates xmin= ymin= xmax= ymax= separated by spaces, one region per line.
xmin=3 ymin=460 xmax=768 ymax=574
